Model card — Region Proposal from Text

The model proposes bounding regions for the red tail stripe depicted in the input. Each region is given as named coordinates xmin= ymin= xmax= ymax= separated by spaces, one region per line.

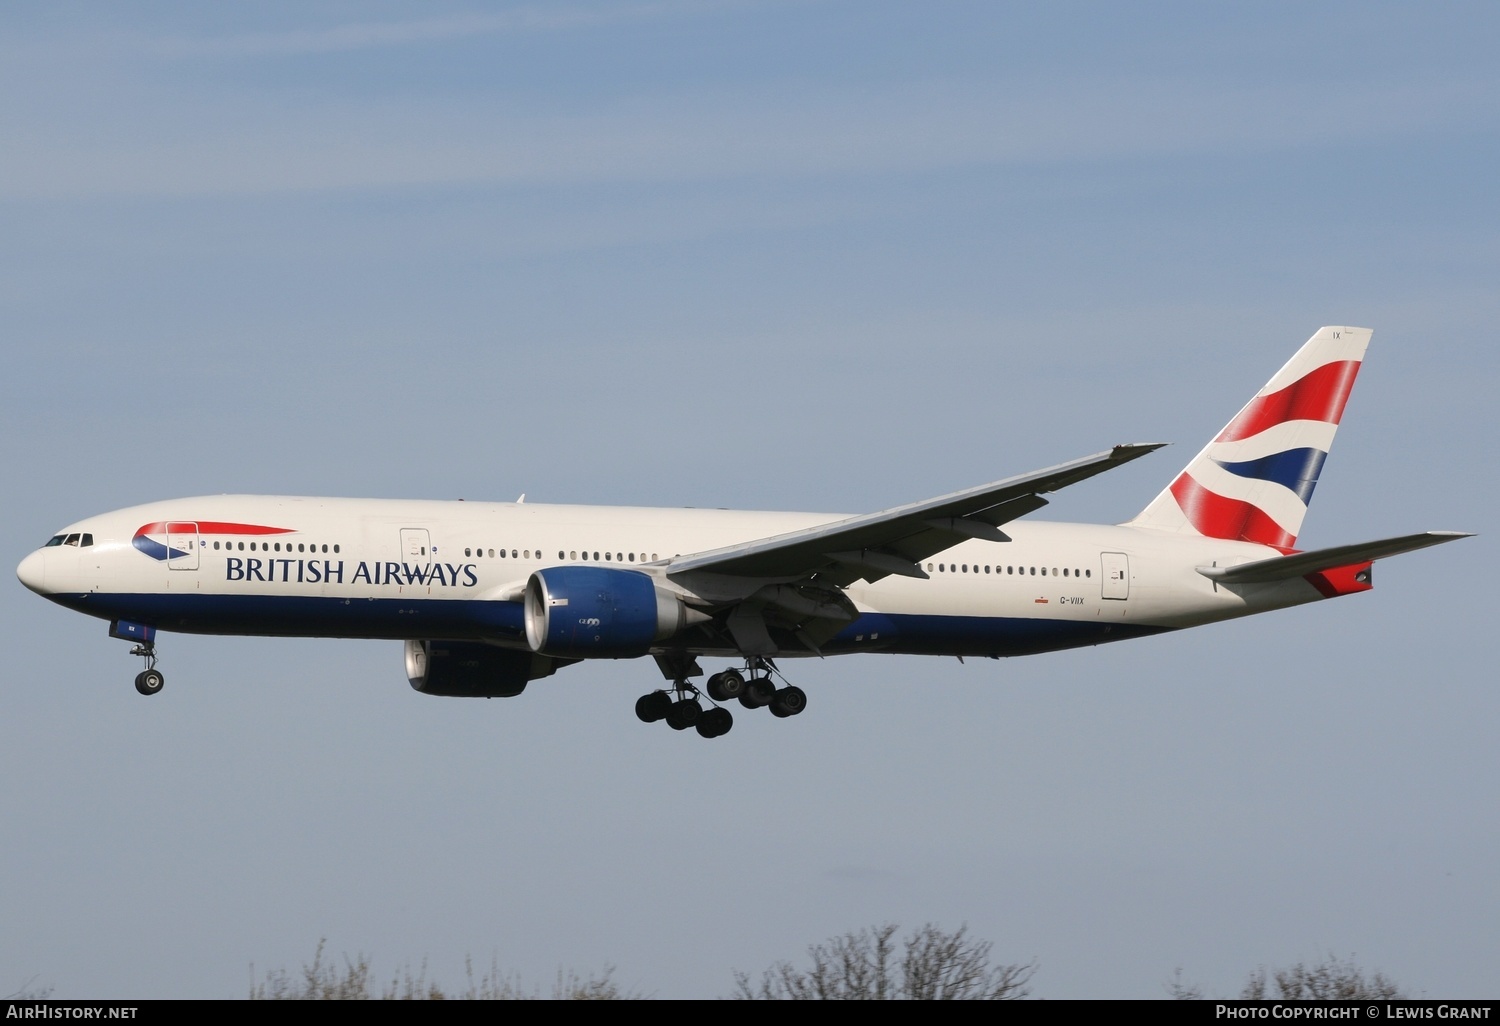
xmin=1169 ymin=475 xmax=1295 ymax=549
xmin=1216 ymin=360 xmax=1362 ymax=443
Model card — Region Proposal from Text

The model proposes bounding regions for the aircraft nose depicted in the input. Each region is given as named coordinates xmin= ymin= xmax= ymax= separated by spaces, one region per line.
xmin=16 ymin=550 xmax=48 ymax=595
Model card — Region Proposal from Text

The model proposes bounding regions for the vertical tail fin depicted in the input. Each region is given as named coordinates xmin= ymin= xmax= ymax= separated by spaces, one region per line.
xmin=1126 ymin=326 xmax=1372 ymax=550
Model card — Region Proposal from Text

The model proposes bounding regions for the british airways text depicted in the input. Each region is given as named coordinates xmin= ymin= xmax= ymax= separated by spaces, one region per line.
xmin=224 ymin=559 xmax=478 ymax=587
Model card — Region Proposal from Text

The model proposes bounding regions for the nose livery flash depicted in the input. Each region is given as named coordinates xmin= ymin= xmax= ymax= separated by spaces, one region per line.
xmin=131 ymin=521 xmax=294 ymax=562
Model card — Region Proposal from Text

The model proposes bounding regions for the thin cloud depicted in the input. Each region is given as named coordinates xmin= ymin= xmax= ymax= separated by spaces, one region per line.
xmin=4 ymin=74 xmax=1494 ymax=201
xmin=146 ymin=0 xmax=761 ymax=58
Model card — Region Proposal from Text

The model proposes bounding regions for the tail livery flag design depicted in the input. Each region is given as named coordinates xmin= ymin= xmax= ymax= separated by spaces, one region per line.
xmin=1129 ymin=326 xmax=1371 ymax=550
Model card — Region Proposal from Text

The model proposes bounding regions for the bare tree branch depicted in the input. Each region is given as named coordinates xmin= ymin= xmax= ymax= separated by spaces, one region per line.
xmin=731 ymin=923 xmax=1034 ymax=1000
xmin=1242 ymin=954 xmax=1404 ymax=1001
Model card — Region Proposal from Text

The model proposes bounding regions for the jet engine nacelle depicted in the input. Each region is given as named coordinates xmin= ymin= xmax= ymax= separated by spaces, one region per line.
xmin=405 ymin=639 xmax=561 ymax=698
xmin=524 ymin=566 xmax=700 ymax=658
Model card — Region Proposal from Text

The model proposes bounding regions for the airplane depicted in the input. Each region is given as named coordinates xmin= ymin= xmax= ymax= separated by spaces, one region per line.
xmin=16 ymin=326 xmax=1470 ymax=739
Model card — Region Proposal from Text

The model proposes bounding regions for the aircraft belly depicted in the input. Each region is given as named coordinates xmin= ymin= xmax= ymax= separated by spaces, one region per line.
xmin=69 ymin=592 xmax=528 ymax=642
xmin=826 ymin=612 xmax=1170 ymax=657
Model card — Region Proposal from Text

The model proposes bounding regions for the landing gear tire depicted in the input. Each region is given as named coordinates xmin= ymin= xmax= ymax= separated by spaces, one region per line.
xmin=135 ymin=669 xmax=164 ymax=696
xmin=706 ymin=668 xmax=746 ymax=702
xmin=665 ymin=698 xmax=702 ymax=731
xmin=769 ymin=685 xmax=806 ymax=718
xmin=635 ymin=691 xmax=672 ymax=723
xmin=739 ymin=676 xmax=776 ymax=709
xmin=695 ymin=707 xmax=733 ymax=739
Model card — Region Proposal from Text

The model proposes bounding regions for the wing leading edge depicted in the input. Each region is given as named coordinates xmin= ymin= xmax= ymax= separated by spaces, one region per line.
xmin=666 ymin=443 xmax=1166 ymax=586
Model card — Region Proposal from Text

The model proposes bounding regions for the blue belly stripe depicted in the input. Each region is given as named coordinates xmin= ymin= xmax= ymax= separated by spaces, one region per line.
xmin=54 ymin=592 xmax=529 ymax=641
xmin=55 ymin=592 xmax=1168 ymax=657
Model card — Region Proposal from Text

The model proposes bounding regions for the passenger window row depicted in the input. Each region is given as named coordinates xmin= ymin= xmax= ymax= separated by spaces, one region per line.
xmin=211 ymin=541 xmax=340 ymax=554
xmin=924 ymin=562 xmax=1092 ymax=578
xmin=40 ymin=529 xmax=1086 ymax=583
xmin=462 ymin=547 xmax=661 ymax=563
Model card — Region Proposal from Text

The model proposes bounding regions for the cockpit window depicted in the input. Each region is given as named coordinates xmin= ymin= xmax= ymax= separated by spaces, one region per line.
xmin=44 ymin=535 xmax=66 ymax=547
xmin=64 ymin=534 xmax=81 ymax=546
xmin=81 ymin=534 xmax=94 ymax=547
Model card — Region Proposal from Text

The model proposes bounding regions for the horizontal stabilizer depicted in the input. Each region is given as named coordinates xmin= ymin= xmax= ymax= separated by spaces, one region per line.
xmin=1197 ymin=530 xmax=1473 ymax=584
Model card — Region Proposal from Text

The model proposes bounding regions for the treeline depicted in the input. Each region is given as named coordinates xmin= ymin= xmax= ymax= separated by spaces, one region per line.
xmin=241 ymin=926 xmax=1407 ymax=1000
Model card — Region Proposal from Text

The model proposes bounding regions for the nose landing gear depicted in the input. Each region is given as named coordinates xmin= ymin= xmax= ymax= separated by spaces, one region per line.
xmin=130 ymin=644 xmax=164 ymax=696
xmin=111 ymin=621 xmax=164 ymax=696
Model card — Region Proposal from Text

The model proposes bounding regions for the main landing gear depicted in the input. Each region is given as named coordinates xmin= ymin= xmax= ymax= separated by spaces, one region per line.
xmin=709 ymin=660 xmax=808 ymax=719
xmin=635 ymin=686 xmax=733 ymax=739
xmin=131 ymin=644 xmax=164 ymax=696
xmin=634 ymin=658 xmax=806 ymax=739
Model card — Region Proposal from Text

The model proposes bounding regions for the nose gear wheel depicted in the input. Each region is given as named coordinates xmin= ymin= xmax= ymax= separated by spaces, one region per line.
xmin=128 ymin=642 xmax=164 ymax=696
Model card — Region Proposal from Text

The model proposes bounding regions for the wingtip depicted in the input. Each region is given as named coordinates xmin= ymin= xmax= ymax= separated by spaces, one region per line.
xmin=1110 ymin=442 xmax=1170 ymax=460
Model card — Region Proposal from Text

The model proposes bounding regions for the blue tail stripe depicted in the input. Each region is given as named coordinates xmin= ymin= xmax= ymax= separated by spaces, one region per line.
xmin=1211 ymin=447 xmax=1328 ymax=504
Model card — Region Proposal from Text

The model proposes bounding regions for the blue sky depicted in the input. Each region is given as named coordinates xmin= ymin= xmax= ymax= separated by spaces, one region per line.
xmin=2 ymin=1 xmax=1495 ymax=999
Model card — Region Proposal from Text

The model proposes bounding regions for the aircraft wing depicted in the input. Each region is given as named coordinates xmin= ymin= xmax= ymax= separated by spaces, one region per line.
xmin=1197 ymin=530 xmax=1473 ymax=584
xmin=666 ymin=443 xmax=1165 ymax=585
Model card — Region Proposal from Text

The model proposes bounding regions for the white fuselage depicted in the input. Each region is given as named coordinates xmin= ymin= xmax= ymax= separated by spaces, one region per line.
xmin=18 ymin=494 xmax=1332 ymax=660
